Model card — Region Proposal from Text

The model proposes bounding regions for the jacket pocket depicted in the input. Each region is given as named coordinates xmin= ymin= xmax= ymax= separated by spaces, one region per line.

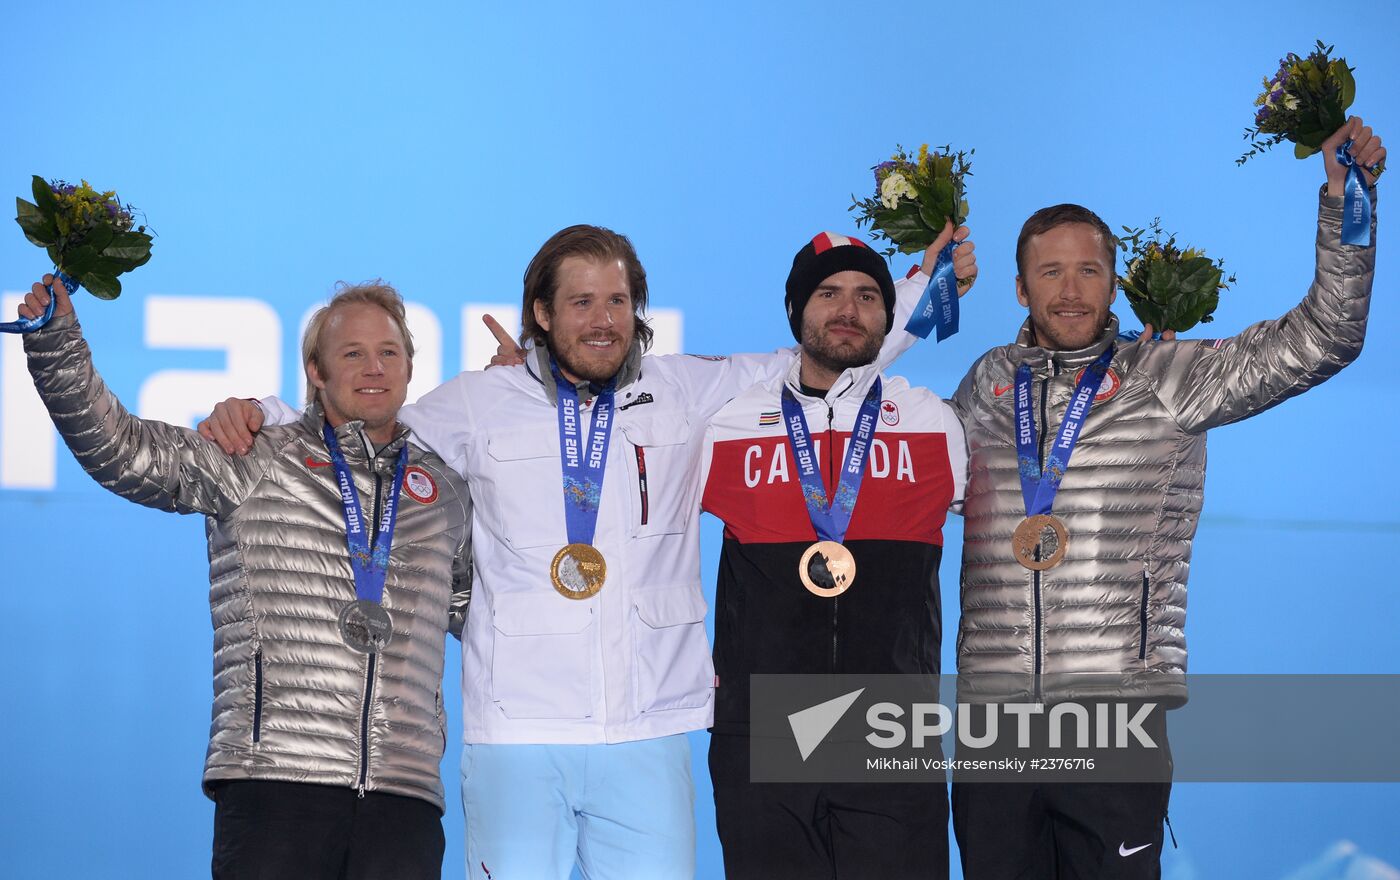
xmin=490 ymin=594 xmax=595 ymax=719
xmin=618 ymin=413 xmax=695 ymax=539
xmin=252 ymin=649 xmax=264 ymax=744
xmin=484 ymin=428 xmax=565 ymax=550
xmin=632 ymin=587 xmax=713 ymax=713
xmin=1138 ymin=571 xmax=1150 ymax=661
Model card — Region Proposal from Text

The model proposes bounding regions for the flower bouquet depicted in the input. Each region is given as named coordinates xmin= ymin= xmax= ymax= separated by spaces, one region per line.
xmin=6 ymin=176 xmax=154 ymax=333
xmin=852 ymin=143 xmax=971 ymax=256
xmin=1117 ymin=220 xmax=1235 ymax=334
xmin=1238 ymin=41 xmax=1354 ymax=165
xmin=850 ymin=144 xmax=972 ymax=340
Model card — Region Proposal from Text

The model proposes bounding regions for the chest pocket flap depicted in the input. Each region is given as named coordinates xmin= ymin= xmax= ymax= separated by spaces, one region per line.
xmin=484 ymin=428 xmax=563 ymax=549
xmin=617 ymin=413 xmax=695 ymax=538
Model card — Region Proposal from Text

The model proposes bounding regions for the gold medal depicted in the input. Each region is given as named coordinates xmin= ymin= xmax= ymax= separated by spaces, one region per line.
xmin=550 ymin=543 xmax=607 ymax=599
xmin=798 ymin=541 xmax=856 ymax=598
xmin=1012 ymin=515 xmax=1068 ymax=571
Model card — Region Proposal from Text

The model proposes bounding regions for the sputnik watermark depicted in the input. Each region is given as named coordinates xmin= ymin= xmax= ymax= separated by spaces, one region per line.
xmin=788 ymin=690 xmax=1158 ymax=762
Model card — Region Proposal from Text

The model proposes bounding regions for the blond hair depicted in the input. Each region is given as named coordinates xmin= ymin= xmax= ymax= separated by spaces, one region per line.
xmin=302 ymin=281 xmax=415 ymax=406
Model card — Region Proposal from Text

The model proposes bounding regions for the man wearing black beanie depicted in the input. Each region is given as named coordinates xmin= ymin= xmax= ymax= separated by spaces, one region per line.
xmin=784 ymin=231 xmax=900 ymax=341
xmin=700 ymin=227 xmax=975 ymax=879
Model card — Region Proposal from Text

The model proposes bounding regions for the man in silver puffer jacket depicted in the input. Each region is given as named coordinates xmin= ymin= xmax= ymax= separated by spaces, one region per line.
xmin=19 ymin=278 xmax=471 ymax=879
xmin=948 ymin=118 xmax=1382 ymax=878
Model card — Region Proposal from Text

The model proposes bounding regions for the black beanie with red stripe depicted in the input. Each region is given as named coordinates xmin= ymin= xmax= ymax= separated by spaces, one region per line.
xmin=784 ymin=232 xmax=896 ymax=342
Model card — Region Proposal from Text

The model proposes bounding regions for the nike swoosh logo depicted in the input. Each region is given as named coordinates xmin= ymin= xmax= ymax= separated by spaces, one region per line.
xmin=993 ymin=383 xmax=1013 ymax=397
xmin=1119 ymin=843 xmax=1151 ymax=857
xmin=306 ymin=457 xmax=332 ymax=468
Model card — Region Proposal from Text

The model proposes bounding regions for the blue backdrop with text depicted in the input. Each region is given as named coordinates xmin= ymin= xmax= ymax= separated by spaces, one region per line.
xmin=1 ymin=2 xmax=1396 ymax=877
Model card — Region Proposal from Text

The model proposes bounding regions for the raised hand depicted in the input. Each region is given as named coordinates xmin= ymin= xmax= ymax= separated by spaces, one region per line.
xmin=17 ymin=274 xmax=75 ymax=321
xmin=1141 ymin=323 xmax=1178 ymax=342
xmin=919 ymin=221 xmax=978 ymax=296
xmin=483 ymin=314 xmax=527 ymax=367
xmin=1323 ymin=116 xmax=1386 ymax=195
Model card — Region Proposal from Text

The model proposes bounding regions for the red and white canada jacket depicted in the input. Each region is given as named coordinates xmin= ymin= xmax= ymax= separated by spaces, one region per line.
xmin=700 ymin=355 xmax=967 ymax=734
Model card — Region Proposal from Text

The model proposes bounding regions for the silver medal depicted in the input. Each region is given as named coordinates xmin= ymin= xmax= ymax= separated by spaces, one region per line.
xmin=338 ymin=599 xmax=394 ymax=654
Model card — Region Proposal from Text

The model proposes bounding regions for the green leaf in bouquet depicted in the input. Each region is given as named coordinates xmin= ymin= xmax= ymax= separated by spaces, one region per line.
xmin=1147 ymin=259 xmax=1179 ymax=296
xmin=84 ymin=223 xmax=115 ymax=255
xmin=94 ymin=252 xmax=149 ymax=275
xmin=917 ymin=203 xmax=947 ymax=236
xmin=81 ymin=273 xmax=122 ymax=300
xmin=910 ymin=178 xmax=941 ymax=212
xmin=102 ymin=230 xmax=153 ymax=266
xmin=16 ymin=197 xmax=58 ymax=245
xmin=59 ymin=245 xmax=101 ymax=279
xmin=1124 ymin=291 xmax=1166 ymax=330
xmin=934 ymin=178 xmax=955 ymax=213
xmin=873 ymin=203 xmax=936 ymax=255
xmin=31 ymin=176 xmax=58 ymax=218
xmin=1294 ymin=142 xmax=1321 ymax=159
xmin=91 ymin=256 xmax=136 ymax=278
xmin=1335 ymin=61 xmax=1356 ymax=112
xmin=1176 ymin=257 xmax=1222 ymax=293
xmin=1170 ymin=285 xmax=1220 ymax=331
xmin=46 ymin=244 xmax=62 ymax=266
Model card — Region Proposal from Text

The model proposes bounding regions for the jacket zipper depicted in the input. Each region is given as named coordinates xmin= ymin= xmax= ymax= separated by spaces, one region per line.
xmin=358 ymin=654 xmax=377 ymax=797
xmin=357 ymin=458 xmax=386 ymax=798
xmin=1139 ymin=569 xmax=1150 ymax=661
xmin=634 ymin=445 xmax=649 ymax=526
xmin=252 ymin=649 xmax=264 ymax=744
xmin=824 ymin=401 xmax=839 ymax=672
xmin=1032 ymin=372 xmax=1052 ymax=681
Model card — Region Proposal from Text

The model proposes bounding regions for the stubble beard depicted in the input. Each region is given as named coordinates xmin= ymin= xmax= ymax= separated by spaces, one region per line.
xmin=1031 ymin=303 xmax=1110 ymax=352
xmin=802 ymin=321 xmax=884 ymax=378
xmin=552 ymin=333 xmax=631 ymax=384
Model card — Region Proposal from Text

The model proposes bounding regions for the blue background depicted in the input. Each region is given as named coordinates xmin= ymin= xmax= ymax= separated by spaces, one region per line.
xmin=1 ymin=2 xmax=1397 ymax=877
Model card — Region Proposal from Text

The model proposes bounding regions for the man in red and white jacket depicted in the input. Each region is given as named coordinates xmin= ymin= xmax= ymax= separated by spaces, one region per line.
xmin=700 ymin=233 xmax=967 ymax=879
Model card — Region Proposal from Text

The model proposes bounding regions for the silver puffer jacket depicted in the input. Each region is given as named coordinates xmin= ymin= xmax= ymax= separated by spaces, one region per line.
xmin=25 ymin=313 xmax=471 ymax=811
xmin=950 ymin=191 xmax=1374 ymax=704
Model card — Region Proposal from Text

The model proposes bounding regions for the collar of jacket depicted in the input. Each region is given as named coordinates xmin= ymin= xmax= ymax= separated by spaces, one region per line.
xmin=299 ymin=402 xmax=410 ymax=463
xmin=781 ymin=352 xmax=883 ymax=403
xmin=1013 ymin=314 xmax=1122 ymax=371
xmin=526 ymin=338 xmax=644 ymax=407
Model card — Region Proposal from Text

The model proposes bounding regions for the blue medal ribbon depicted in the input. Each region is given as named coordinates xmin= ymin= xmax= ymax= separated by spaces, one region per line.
xmin=1332 ymin=139 xmax=1377 ymax=244
xmin=1336 ymin=139 xmax=1373 ymax=247
xmin=780 ymin=378 xmax=882 ymax=542
xmin=322 ymin=423 xmax=409 ymax=605
xmin=1014 ymin=347 xmax=1114 ymax=516
xmin=551 ymin=359 xmax=617 ymax=546
xmin=903 ymin=241 xmax=959 ymax=341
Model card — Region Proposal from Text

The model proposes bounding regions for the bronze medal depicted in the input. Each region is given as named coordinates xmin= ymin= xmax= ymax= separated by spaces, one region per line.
xmin=798 ymin=541 xmax=856 ymax=598
xmin=550 ymin=543 xmax=607 ymax=599
xmin=1011 ymin=514 xmax=1068 ymax=571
